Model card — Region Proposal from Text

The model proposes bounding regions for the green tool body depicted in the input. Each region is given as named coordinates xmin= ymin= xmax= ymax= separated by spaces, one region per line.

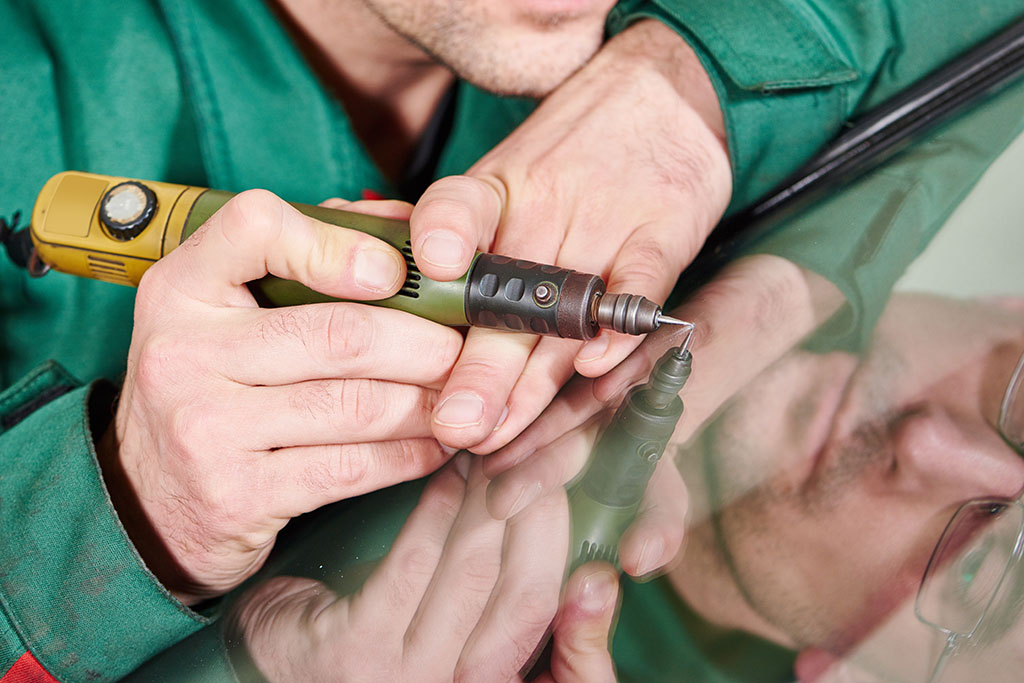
xmin=568 ymin=345 xmax=692 ymax=571
xmin=28 ymin=172 xmax=680 ymax=341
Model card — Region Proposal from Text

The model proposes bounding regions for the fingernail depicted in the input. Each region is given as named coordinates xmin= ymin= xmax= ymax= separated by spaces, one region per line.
xmin=506 ymin=481 xmax=542 ymax=517
xmin=492 ymin=404 xmax=510 ymax=432
xmin=579 ymin=569 xmax=616 ymax=613
xmin=353 ymin=248 xmax=402 ymax=292
xmin=576 ymin=334 xmax=610 ymax=363
xmin=635 ymin=536 xmax=665 ymax=577
xmin=454 ymin=451 xmax=471 ymax=479
xmin=439 ymin=442 xmax=459 ymax=457
xmin=319 ymin=197 xmax=350 ymax=208
xmin=434 ymin=392 xmax=484 ymax=427
xmin=420 ymin=230 xmax=465 ymax=269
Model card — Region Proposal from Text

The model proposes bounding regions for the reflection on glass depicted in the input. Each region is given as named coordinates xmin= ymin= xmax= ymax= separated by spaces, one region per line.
xmin=915 ymin=350 xmax=1024 ymax=681
xmin=127 ymin=92 xmax=1024 ymax=683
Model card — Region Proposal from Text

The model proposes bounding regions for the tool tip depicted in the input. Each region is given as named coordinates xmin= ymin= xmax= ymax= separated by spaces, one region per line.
xmin=656 ymin=314 xmax=688 ymax=326
xmin=655 ymin=315 xmax=696 ymax=355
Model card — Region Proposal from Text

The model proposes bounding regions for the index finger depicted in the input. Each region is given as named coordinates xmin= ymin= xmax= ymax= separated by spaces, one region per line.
xmin=155 ymin=189 xmax=406 ymax=306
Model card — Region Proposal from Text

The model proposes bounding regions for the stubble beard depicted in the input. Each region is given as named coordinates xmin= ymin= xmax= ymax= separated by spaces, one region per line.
xmin=360 ymin=0 xmax=606 ymax=97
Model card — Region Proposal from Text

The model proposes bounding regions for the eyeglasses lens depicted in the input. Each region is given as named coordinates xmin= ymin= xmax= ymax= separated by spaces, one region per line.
xmin=916 ymin=501 xmax=1024 ymax=636
xmin=998 ymin=350 xmax=1024 ymax=451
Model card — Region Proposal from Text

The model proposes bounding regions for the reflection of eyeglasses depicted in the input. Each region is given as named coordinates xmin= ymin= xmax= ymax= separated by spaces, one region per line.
xmin=915 ymin=349 xmax=1024 ymax=682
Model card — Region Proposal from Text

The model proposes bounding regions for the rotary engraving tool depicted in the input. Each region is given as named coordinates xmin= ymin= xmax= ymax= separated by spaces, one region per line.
xmin=568 ymin=328 xmax=693 ymax=571
xmin=23 ymin=171 xmax=685 ymax=340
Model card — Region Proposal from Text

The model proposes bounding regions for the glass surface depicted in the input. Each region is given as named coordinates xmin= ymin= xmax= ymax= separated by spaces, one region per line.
xmin=123 ymin=70 xmax=1024 ymax=683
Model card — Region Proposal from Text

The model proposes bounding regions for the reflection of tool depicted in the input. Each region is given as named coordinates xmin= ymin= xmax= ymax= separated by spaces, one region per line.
xmin=567 ymin=327 xmax=694 ymax=571
xmin=524 ymin=333 xmax=694 ymax=680
xmin=18 ymin=171 xmax=684 ymax=340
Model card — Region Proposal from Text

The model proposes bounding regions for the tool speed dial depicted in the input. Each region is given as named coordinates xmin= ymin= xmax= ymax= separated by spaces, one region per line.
xmin=99 ymin=181 xmax=157 ymax=241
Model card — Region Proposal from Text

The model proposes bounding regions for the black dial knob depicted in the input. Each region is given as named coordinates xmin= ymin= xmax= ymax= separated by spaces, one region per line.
xmin=99 ymin=181 xmax=157 ymax=241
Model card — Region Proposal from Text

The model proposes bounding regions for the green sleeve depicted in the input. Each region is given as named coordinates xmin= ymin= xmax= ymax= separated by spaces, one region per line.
xmin=747 ymin=79 xmax=1024 ymax=351
xmin=0 ymin=364 xmax=210 ymax=682
xmin=607 ymin=0 xmax=1024 ymax=212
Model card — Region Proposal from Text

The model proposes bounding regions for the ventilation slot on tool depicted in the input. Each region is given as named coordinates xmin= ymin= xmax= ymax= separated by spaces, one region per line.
xmin=87 ymin=255 xmax=132 ymax=284
xmin=399 ymin=241 xmax=421 ymax=298
xmin=578 ymin=541 xmax=618 ymax=566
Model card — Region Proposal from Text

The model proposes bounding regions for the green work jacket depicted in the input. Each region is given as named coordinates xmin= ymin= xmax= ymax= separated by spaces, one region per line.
xmin=0 ymin=0 xmax=1021 ymax=680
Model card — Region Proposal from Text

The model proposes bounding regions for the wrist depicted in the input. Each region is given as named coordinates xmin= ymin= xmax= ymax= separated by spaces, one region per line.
xmin=589 ymin=19 xmax=732 ymax=231
xmin=603 ymin=19 xmax=728 ymax=154
xmin=95 ymin=400 xmax=202 ymax=606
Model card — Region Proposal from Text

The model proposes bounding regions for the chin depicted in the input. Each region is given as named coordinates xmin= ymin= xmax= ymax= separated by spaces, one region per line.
xmin=444 ymin=28 xmax=604 ymax=97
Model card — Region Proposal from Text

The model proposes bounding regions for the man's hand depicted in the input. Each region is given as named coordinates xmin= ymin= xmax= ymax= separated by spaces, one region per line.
xmin=230 ymin=455 xmax=619 ymax=682
xmin=484 ymin=255 xmax=843 ymax=576
xmin=408 ymin=19 xmax=732 ymax=453
xmin=97 ymin=191 xmax=463 ymax=605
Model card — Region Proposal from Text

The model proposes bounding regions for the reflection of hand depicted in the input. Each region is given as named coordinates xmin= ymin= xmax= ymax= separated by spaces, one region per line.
xmin=484 ymin=254 xmax=843 ymax=576
xmin=97 ymin=193 xmax=463 ymax=605
xmin=407 ymin=19 xmax=732 ymax=453
xmin=231 ymin=456 xmax=619 ymax=682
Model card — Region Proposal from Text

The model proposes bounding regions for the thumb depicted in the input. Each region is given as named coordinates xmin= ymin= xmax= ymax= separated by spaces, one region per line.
xmin=540 ymin=563 xmax=619 ymax=683
xmin=409 ymin=175 xmax=503 ymax=280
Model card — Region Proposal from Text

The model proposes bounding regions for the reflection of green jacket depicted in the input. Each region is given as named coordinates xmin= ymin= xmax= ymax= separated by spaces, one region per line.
xmin=0 ymin=0 xmax=1021 ymax=680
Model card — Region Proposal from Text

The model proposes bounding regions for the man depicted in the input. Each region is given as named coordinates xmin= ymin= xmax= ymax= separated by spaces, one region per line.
xmin=1 ymin=1 xmax=1020 ymax=681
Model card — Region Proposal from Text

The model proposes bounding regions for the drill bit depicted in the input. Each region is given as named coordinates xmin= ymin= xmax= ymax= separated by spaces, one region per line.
xmin=656 ymin=314 xmax=687 ymax=327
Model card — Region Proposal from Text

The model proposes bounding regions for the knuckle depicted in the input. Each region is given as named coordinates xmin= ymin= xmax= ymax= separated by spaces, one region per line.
xmin=616 ymin=236 xmax=675 ymax=286
xmin=423 ymin=469 xmax=466 ymax=520
xmin=692 ymin=258 xmax=800 ymax=342
xmin=459 ymin=547 xmax=500 ymax=594
xmin=323 ymin=304 xmax=375 ymax=364
xmin=508 ymin=581 xmax=559 ymax=634
xmin=747 ymin=259 xmax=806 ymax=334
xmin=253 ymin=308 xmax=319 ymax=360
xmin=135 ymin=262 xmax=175 ymax=307
xmin=133 ymin=334 xmax=185 ymax=394
xmin=222 ymin=189 xmax=285 ymax=247
xmin=169 ymin=402 xmax=218 ymax=452
xmin=381 ymin=553 xmax=434 ymax=612
xmin=235 ymin=577 xmax=329 ymax=646
xmin=519 ymin=163 xmax=560 ymax=194
xmin=388 ymin=439 xmax=443 ymax=481
xmin=418 ymin=192 xmax=477 ymax=231
xmin=452 ymin=356 xmax=504 ymax=385
xmin=433 ymin=329 xmax=464 ymax=377
xmin=394 ymin=545 xmax=440 ymax=583
xmin=338 ymin=378 xmax=386 ymax=426
xmin=301 ymin=443 xmax=373 ymax=494
xmin=288 ymin=380 xmax=335 ymax=419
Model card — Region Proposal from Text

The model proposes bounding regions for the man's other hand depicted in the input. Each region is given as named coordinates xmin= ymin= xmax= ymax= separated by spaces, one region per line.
xmin=97 ymin=191 xmax=463 ymax=605
xmin=229 ymin=455 xmax=617 ymax=682
xmin=408 ymin=20 xmax=732 ymax=453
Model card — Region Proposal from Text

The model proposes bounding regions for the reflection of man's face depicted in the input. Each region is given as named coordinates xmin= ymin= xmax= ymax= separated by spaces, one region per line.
xmin=672 ymin=294 xmax=1024 ymax=677
xmin=360 ymin=0 xmax=618 ymax=96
